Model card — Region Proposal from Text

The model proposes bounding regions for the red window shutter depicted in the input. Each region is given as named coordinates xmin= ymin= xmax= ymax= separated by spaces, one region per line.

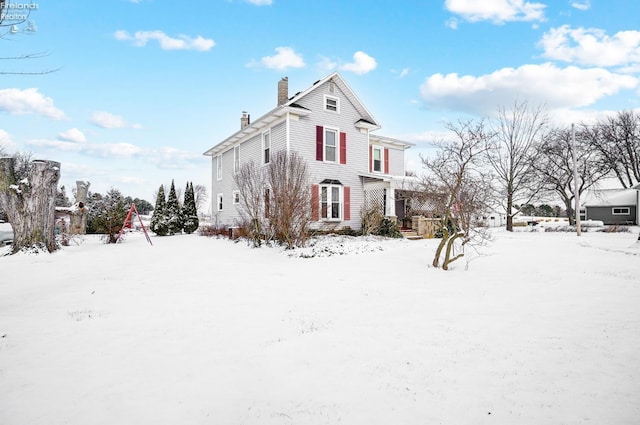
xmin=384 ymin=148 xmax=389 ymax=174
xmin=316 ymin=126 xmax=324 ymax=161
xmin=340 ymin=132 xmax=347 ymax=164
xmin=311 ymin=184 xmax=320 ymax=221
xmin=369 ymin=145 xmax=373 ymax=172
xmin=343 ymin=186 xmax=350 ymax=221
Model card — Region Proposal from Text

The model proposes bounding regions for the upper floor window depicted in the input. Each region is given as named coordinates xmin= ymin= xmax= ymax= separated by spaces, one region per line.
xmin=233 ymin=146 xmax=240 ymax=173
xmin=324 ymin=95 xmax=339 ymax=113
xmin=216 ymin=154 xmax=222 ymax=180
xmin=262 ymin=131 xmax=271 ymax=165
xmin=324 ymin=128 xmax=338 ymax=163
xmin=372 ymin=146 xmax=383 ymax=172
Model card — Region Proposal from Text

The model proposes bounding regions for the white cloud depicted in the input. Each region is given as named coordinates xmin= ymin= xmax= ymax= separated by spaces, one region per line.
xmin=245 ymin=0 xmax=272 ymax=4
xmin=445 ymin=0 xmax=546 ymax=24
xmin=114 ymin=30 xmax=215 ymax=51
xmin=251 ymin=47 xmax=305 ymax=70
xmin=0 ymin=129 xmax=18 ymax=152
xmin=0 ymin=88 xmax=66 ymax=120
xmin=27 ymin=138 xmax=202 ymax=169
xmin=539 ymin=25 xmax=640 ymax=68
xmin=392 ymin=68 xmax=410 ymax=78
xmin=570 ymin=0 xmax=591 ymax=11
xmin=419 ymin=63 xmax=638 ymax=115
xmin=91 ymin=111 xmax=142 ymax=129
xmin=339 ymin=51 xmax=377 ymax=75
xmin=58 ymin=128 xmax=86 ymax=143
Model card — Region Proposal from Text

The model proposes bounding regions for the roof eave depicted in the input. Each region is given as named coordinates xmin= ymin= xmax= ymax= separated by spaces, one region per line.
xmin=203 ymin=105 xmax=311 ymax=157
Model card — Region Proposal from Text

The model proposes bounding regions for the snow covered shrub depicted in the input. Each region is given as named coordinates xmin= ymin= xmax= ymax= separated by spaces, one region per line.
xmin=601 ymin=225 xmax=631 ymax=233
xmin=88 ymin=188 xmax=128 ymax=244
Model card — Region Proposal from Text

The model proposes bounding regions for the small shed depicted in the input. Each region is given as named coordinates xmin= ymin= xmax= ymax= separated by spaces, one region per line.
xmin=583 ymin=185 xmax=640 ymax=225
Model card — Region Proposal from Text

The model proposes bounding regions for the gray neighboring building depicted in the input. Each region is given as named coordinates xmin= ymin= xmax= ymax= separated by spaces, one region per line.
xmin=583 ymin=185 xmax=640 ymax=225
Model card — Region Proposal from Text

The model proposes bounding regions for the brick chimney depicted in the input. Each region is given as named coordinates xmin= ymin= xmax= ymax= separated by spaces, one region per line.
xmin=240 ymin=111 xmax=250 ymax=129
xmin=278 ymin=77 xmax=288 ymax=106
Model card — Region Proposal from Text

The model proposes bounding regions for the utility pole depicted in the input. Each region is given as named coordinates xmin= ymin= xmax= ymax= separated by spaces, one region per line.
xmin=571 ymin=123 xmax=582 ymax=236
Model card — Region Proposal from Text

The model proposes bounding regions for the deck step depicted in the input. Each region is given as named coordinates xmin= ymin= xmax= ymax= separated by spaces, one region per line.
xmin=400 ymin=230 xmax=422 ymax=240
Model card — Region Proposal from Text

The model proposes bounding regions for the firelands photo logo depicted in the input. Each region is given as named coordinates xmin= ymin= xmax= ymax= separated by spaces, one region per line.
xmin=1 ymin=1 xmax=39 ymax=22
xmin=1 ymin=1 xmax=39 ymax=34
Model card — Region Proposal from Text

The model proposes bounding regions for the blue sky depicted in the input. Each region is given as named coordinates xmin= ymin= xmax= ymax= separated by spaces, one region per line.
xmin=1 ymin=0 xmax=639 ymax=208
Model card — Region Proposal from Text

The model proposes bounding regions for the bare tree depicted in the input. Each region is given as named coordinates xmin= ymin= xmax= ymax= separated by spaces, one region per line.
xmin=234 ymin=160 xmax=268 ymax=247
xmin=588 ymin=110 xmax=640 ymax=188
xmin=534 ymin=127 xmax=609 ymax=224
xmin=0 ymin=154 xmax=61 ymax=254
xmin=193 ymin=184 xmax=208 ymax=214
xmin=267 ymin=151 xmax=311 ymax=249
xmin=487 ymin=100 xmax=548 ymax=231
xmin=421 ymin=119 xmax=493 ymax=270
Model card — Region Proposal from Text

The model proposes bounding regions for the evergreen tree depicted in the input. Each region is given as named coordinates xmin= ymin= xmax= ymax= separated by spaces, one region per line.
xmin=90 ymin=188 xmax=129 ymax=243
xmin=150 ymin=184 xmax=168 ymax=236
xmin=165 ymin=180 xmax=183 ymax=235
xmin=182 ymin=181 xmax=199 ymax=234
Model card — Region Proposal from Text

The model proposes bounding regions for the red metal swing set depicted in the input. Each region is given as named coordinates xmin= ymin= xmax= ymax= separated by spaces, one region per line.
xmin=115 ymin=203 xmax=153 ymax=245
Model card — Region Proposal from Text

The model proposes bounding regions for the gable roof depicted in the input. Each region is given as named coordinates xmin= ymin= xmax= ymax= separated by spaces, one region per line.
xmin=582 ymin=188 xmax=639 ymax=207
xmin=203 ymin=72 xmax=381 ymax=157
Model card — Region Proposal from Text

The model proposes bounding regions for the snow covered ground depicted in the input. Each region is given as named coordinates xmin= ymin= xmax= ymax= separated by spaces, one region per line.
xmin=1 ymin=227 xmax=639 ymax=424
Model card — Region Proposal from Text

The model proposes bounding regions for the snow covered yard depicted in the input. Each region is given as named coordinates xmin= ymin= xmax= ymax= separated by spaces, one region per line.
xmin=1 ymin=229 xmax=639 ymax=425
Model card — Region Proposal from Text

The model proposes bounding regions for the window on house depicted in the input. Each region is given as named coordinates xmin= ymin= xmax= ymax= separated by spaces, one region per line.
xmin=216 ymin=154 xmax=222 ymax=180
xmin=217 ymin=193 xmax=223 ymax=211
xmin=612 ymin=207 xmax=630 ymax=215
xmin=263 ymin=131 xmax=271 ymax=165
xmin=233 ymin=190 xmax=240 ymax=205
xmin=325 ymin=128 xmax=337 ymax=162
xmin=373 ymin=146 xmax=383 ymax=172
xmin=234 ymin=146 xmax=240 ymax=173
xmin=325 ymin=95 xmax=339 ymax=113
xmin=320 ymin=184 xmax=341 ymax=220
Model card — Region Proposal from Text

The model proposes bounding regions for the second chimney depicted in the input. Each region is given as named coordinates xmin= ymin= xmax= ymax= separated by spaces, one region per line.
xmin=278 ymin=77 xmax=288 ymax=106
xmin=241 ymin=111 xmax=250 ymax=129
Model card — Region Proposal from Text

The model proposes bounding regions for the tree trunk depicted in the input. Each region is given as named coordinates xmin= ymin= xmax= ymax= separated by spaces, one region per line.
xmin=506 ymin=199 xmax=514 ymax=232
xmin=69 ymin=180 xmax=90 ymax=235
xmin=0 ymin=158 xmax=61 ymax=254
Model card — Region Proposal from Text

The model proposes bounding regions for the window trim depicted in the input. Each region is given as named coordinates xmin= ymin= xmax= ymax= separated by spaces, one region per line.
xmin=216 ymin=154 xmax=222 ymax=180
xmin=216 ymin=193 xmax=223 ymax=212
xmin=324 ymin=94 xmax=340 ymax=113
xmin=262 ymin=130 xmax=271 ymax=165
xmin=324 ymin=127 xmax=339 ymax=163
xmin=320 ymin=183 xmax=342 ymax=221
xmin=233 ymin=145 xmax=240 ymax=173
xmin=612 ymin=207 xmax=630 ymax=215
xmin=372 ymin=145 xmax=384 ymax=173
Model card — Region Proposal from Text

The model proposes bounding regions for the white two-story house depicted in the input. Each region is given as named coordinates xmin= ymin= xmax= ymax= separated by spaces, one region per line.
xmin=203 ymin=72 xmax=415 ymax=231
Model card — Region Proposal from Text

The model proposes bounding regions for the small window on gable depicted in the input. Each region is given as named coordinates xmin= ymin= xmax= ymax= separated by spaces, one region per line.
xmin=612 ymin=207 xmax=630 ymax=215
xmin=325 ymin=95 xmax=339 ymax=113
xmin=233 ymin=190 xmax=240 ymax=205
